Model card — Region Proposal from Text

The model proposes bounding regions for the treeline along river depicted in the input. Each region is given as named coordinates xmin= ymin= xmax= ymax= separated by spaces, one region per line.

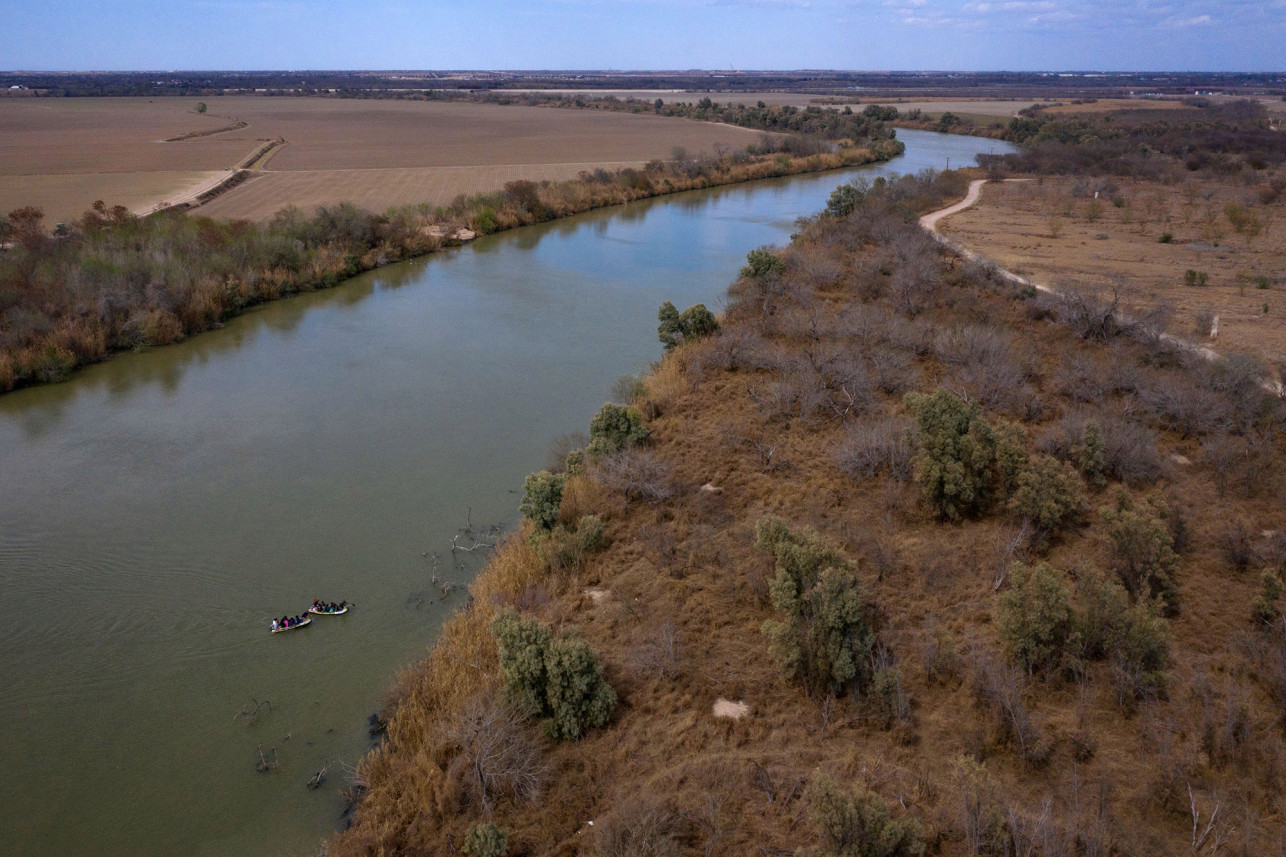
xmin=0 ymin=130 xmax=1013 ymax=857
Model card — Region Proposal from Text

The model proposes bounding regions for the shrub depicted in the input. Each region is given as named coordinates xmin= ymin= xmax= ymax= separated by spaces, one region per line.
xmin=588 ymin=402 xmax=649 ymax=460
xmin=519 ymin=470 xmax=566 ymax=531
xmin=1099 ymin=495 xmax=1181 ymax=613
xmin=1007 ymin=454 xmax=1085 ymax=540
xmin=997 ymin=563 xmax=1075 ymax=675
xmin=757 ymin=517 xmax=873 ymax=696
xmin=492 ymin=610 xmax=617 ymax=741
xmin=1110 ymin=599 xmax=1171 ymax=706
xmin=534 ymin=514 xmax=607 ymax=574
xmin=740 ymin=246 xmax=786 ymax=280
xmin=1072 ymin=418 xmax=1107 ymax=488
xmin=801 ymin=773 xmax=925 ymax=857
xmin=462 ymin=823 xmax=508 ymax=857
xmin=834 ymin=414 xmax=914 ymax=482
xmin=657 ymin=300 xmax=719 ymax=352
xmin=1253 ymin=570 xmax=1283 ymax=628
xmin=905 ymin=389 xmax=998 ymax=520
xmin=542 ymin=632 xmax=618 ymax=740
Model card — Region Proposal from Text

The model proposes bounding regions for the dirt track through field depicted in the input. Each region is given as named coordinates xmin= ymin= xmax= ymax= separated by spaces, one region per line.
xmin=921 ymin=181 xmax=1283 ymax=392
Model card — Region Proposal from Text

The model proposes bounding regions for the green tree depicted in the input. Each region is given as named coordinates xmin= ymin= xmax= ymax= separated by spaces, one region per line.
xmin=519 ymin=470 xmax=566 ymax=531
xmin=492 ymin=610 xmax=617 ymax=741
xmin=1099 ymin=495 xmax=1181 ymax=613
xmin=657 ymin=301 xmax=719 ymax=352
xmin=824 ymin=179 xmax=870 ymax=218
xmin=740 ymin=246 xmax=785 ymax=280
xmin=801 ymin=773 xmax=925 ymax=857
xmin=758 ymin=517 xmax=873 ymax=696
xmin=1073 ymin=419 xmax=1108 ymax=488
xmin=196 ymin=101 xmax=207 ymax=114
xmin=905 ymin=389 xmax=998 ymax=520
xmin=1008 ymin=454 xmax=1085 ymax=539
xmin=997 ymin=563 xmax=1074 ymax=675
xmin=588 ymin=402 xmax=648 ymax=460
xmin=462 ymin=822 xmax=508 ymax=857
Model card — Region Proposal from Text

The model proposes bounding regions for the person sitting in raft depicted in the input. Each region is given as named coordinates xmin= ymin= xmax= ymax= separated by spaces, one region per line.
xmin=271 ymin=618 xmax=280 ymax=631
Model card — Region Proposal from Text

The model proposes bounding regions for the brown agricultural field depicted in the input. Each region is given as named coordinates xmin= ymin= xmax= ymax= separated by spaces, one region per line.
xmin=0 ymin=96 xmax=772 ymax=223
xmin=1040 ymin=98 xmax=1197 ymax=115
xmin=939 ymin=174 xmax=1286 ymax=369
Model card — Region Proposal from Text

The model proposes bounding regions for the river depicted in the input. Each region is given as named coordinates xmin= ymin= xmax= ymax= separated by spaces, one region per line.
xmin=0 ymin=130 xmax=1013 ymax=857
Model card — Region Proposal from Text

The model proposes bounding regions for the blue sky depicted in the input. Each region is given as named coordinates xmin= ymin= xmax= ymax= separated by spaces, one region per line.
xmin=3 ymin=0 xmax=1283 ymax=71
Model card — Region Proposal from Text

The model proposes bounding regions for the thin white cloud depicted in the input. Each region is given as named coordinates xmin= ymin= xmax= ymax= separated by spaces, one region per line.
xmin=1164 ymin=13 xmax=1212 ymax=26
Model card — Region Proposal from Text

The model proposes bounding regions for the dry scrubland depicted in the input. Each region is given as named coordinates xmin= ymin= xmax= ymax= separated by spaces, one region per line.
xmin=941 ymin=176 xmax=1286 ymax=367
xmin=333 ymin=172 xmax=1286 ymax=856
xmin=0 ymin=97 xmax=772 ymax=222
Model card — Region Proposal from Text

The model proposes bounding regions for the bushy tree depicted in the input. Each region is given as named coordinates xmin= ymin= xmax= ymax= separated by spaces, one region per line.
xmin=542 ymin=633 xmax=618 ymax=740
xmin=588 ymin=402 xmax=649 ymax=460
xmin=740 ymin=246 xmax=785 ymax=280
xmin=1099 ymin=495 xmax=1181 ymax=613
xmin=824 ymin=179 xmax=870 ymax=218
xmin=461 ymin=822 xmax=508 ymax=857
xmin=1073 ymin=419 xmax=1108 ymax=488
xmin=997 ymin=563 xmax=1075 ymax=675
xmin=492 ymin=610 xmax=617 ymax=741
xmin=802 ymin=773 xmax=925 ymax=857
xmin=1074 ymin=569 xmax=1169 ymax=705
xmin=519 ymin=470 xmax=566 ymax=531
xmin=1008 ymin=454 xmax=1086 ymax=539
xmin=657 ymin=301 xmax=719 ymax=352
xmin=758 ymin=517 xmax=873 ymax=696
xmin=905 ymin=389 xmax=998 ymax=520
xmin=492 ymin=610 xmax=553 ymax=716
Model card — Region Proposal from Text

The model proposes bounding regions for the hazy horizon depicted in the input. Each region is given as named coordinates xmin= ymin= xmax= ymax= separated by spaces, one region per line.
xmin=3 ymin=1 xmax=1282 ymax=74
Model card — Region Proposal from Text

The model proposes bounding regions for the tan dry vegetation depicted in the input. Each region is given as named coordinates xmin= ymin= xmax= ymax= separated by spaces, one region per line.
xmin=0 ymin=96 xmax=773 ymax=223
xmin=333 ymin=174 xmax=1286 ymax=857
xmin=1040 ymin=99 xmax=1197 ymax=115
xmin=940 ymin=175 xmax=1286 ymax=368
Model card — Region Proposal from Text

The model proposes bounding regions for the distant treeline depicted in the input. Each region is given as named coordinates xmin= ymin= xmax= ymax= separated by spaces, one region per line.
xmin=982 ymin=100 xmax=1286 ymax=179
xmin=5 ymin=69 xmax=1282 ymax=100
xmin=442 ymin=90 xmax=899 ymax=144
xmin=0 ymin=138 xmax=902 ymax=393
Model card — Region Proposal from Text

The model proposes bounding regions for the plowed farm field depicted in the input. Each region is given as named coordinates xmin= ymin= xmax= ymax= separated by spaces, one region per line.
xmin=0 ymin=96 xmax=770 ymax=222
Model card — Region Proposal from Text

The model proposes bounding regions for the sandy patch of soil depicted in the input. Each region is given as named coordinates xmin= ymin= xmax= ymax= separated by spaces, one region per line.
xmin=712 ymin=698 xmax=749 ymax=719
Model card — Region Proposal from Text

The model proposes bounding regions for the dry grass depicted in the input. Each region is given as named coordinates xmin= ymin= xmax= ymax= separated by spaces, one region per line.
xmin=1040 ymin=99 xmax=1198 ymax=115
xmin=941 ymin=174 xmax=1286 ymax=369
xmin=333 ymin=176 xmax=1286 ymax=856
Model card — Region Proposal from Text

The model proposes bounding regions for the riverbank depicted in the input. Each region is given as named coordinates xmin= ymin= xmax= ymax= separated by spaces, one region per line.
xmin=332 ymin=169 xmax=1286 ymax=856
xmin=0 ymin=137 xmax=902 ymax=394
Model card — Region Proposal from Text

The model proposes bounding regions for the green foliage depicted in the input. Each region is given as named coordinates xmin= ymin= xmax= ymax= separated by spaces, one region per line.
xmin=1253 ymin=570 xmax=1284 ymax=628
xmin=1099 ymin=494 xmax=1181 ymax=613
xmin=461 ymin=822 xmax=508 ymax=857
xmin=1184 ymin=269 xmax=1209 ymax=287
xmin=588 ymin=402 xmax=649 ymax=460
xmin=1008 ymin=454 xmax=1086 ymax=538
xmin=492 ymin=610 xmax=553 ymax=716
xmin=758 ymin=517 xmax=873 ymax=696
xmin=740 ymin=246 xmax=785 ymax=280
xmin=824 ymin=179 xmax=870 ymax=218
xmin=195 ymin=101 xmax=207 ymax=114
xmin=564 ymin=447 xmax=586 ymax=476
xmin=534 ymin=514 xmax=607 ymax=574
xmin=542 ymin=632 xmax=618 ymax=740
xmin=1073 ymin=570 xmax=1169 ymax=704
xmin=801 ymin=773 xmax=925 ymax=857
xmin=998 ymin=563 xmax=1075 ymax=675
xmin=657 ymin=300 xmax=719 ymax=352
xmin=519 ymin=470 xmax=566 ymax=531
xmin=492 ymin=610 xmax=616 ymax=741
xmin=905 ymin=389 xmax=998 ymax=520
xmin=1073 ymin=419 xmax=1108 ymax=488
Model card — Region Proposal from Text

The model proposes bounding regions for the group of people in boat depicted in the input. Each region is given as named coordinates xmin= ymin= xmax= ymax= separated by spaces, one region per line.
xmin=271 ymin=615 xmax=307 ymax=631
xmin=269 ymin=599 xmax=350 ymax=631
